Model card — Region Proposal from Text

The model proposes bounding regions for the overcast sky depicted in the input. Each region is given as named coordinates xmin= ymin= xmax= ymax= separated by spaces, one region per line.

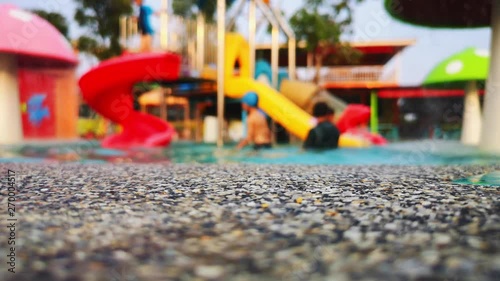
xmin=0 ymin=0 xmax=491 ymax=85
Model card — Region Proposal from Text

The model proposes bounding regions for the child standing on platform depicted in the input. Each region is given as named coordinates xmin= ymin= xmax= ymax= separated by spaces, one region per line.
xmin=134 ymin=0 xmax=157 ymax=52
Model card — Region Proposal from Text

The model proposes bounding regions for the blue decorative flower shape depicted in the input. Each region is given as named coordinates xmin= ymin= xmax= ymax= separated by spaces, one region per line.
xmin=27 ymin=94 xmax=50 ymax=127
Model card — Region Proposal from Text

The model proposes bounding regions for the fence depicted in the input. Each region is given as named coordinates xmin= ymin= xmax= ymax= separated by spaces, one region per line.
xmin=119 ymin=15 xmax=218 ymax=72
xmin=319 ymin=65 xmax=397 ymax=83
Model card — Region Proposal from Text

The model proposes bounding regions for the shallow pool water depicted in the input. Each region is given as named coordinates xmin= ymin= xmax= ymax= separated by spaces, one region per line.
xmin=1 ymin=140 xmax=499 ymax=166
xmin=454 ymin=171 xmax=500 ymax=187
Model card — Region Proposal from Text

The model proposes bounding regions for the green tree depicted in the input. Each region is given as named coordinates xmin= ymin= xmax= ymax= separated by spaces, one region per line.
xmin=172 ymin=0 xmax=235 ymax=22
xmin=74 ymin=0 xmax=133 ymax=60
xmin=289 ymin=0 xmax=363 ymax=83
xmin=31 ymin=10 xmax=70 ymax=39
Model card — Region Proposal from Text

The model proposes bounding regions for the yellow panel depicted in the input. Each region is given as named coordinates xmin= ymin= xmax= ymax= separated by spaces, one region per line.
xmin=339 ymin=134 xmax=370 ymax=148
xmin=279 ymin=80 xmax=319 ymax=109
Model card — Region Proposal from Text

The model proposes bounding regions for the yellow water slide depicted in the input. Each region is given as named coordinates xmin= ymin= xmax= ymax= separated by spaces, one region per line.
xmin=223 ymin=33 xmax=314 ymax=140
xmin=220 ymin=33 xmax=367 ymax=147
xmin=225 ymin=77 xmax=315 ymax=140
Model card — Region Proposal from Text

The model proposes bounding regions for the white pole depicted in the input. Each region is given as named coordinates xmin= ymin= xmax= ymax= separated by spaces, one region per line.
xmin=196 ymin=13 xmax=206 ymax=74
xmin=249 ymin=0 xmax=256 ymax=79
xmin=269 ymin=5 xmax=296 ymax=80
xmin=395 ymin=51 xmax=402 ymax=83
xmin=119 ymin=16 xmax=127 ymax=48
xmin=271 ymin=25 xmax=279 ymax=89
xmin=160 ymin=0 xmax=169 ymax=50
xmin=480 ymin=0 xmax=500 ymax=154
xmin=127 ymin=17 xmax=134 ymax=49
xmin=270 ymin=25 xmax=279 ymax=145
xmin=217 ymin=0 xmax=226 ymax=148
xmin=0 ymin=54 xmax=22 ymax=144
xmin=461 ymin=81 xmax=482 ymax=145
xmin=288 ymin=38 xmax=296 ymax=80
xmin=226 ymin=0 xmax=246 ymax=30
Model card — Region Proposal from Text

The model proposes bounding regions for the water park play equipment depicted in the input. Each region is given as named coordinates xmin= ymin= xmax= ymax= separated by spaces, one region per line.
xmin=79 ymin=53 xmax=181 ymax=148
xmin=255 ymin=60 xmax=348 ymax=119
xmin=219 ymin=32 xmax=385 ymax=147
xmin=82 ymin=0 xmax=385 ymax=148
xmin=81 ymin=33 xmax=381 ymax=148
xmin=385 ymin=0 xmax=500 ymax=154
xmin=0 ymin=4 xmax=79 ymax=144
xmin=424 ymin=47 xmax=489 ymax=146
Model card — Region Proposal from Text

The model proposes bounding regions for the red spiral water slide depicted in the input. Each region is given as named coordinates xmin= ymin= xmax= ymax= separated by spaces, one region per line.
xmin=79 ymin=53 xmax=181 ymax=148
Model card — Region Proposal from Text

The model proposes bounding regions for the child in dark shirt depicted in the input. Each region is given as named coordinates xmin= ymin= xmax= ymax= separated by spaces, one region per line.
xmin=303 ymin=102 xmax=340 ymax=149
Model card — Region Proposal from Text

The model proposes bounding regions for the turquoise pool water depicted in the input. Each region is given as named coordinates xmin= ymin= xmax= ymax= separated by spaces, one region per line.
xmin=1 ymin=140 xmax=498 ymax=166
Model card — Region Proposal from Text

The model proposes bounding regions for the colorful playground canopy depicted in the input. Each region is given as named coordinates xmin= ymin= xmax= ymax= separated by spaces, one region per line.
xmin=0 ymin=4 xmax=77 ymax=67
xmin=384 ymin=0 xmax=492 ymax=28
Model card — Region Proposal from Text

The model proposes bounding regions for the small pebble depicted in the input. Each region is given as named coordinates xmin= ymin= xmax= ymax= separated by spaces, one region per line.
xmin=195 ymin=265 xmax=225 ymax=279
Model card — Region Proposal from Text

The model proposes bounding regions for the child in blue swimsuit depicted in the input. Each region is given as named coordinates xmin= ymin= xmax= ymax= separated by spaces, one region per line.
xmin=135 ymin=0 xmax=155 ymax=52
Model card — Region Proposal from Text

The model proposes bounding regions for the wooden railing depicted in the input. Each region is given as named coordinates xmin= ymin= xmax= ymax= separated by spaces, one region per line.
xmin=320 ymin=65 xmax=397 ymax=83
xmin=119 ymin=15 xmax=218 ymax=70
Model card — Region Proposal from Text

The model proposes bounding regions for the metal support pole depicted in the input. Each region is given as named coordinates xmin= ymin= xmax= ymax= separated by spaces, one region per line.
xmin=196 ymin=13 xmax=206 ymax=74
xmin=480 ymin=0 xmax=500 ymax=154
xmin=271 ymin=26 xmax=279 ymax=89
xmin=131 ymin=17 xmax=138 ymax=36
xmin=127 ymin=17 xmax=134 ymax=48
xmin=255 ymin=0 xmax=280 ymax=30
xmin=249 ymin=0 xmax=256 ymax=79
xmin=226 ymin=0 xmax=246 ymax=30
xmin=461 ymin=81 xmax=482 ymax=145
xmin=395 ymin=51 xmax=402 ymax=83
xmin=160 ymin=0 xmax=169 ymax=50
xmin=370 ymin=90 xmax=379 ymax=134
xmin=288 ymin=38 xmax=296 ymax=81
xmin=270 ymin=25 xmax=279 ymax=145
xmin=270 ymin=5 xmax=296 ymax=81
xmin=217 ymin=0 xmax=226 ymax=147
xmin=119 ymin=16 xmax=127 ymax=48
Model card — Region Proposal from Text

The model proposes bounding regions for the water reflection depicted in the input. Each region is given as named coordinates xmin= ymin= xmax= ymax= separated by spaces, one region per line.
xmin=1 ymin=140 xmax=498 ymax=165
xmin=454 ymin=171 xmax=500 ymax=187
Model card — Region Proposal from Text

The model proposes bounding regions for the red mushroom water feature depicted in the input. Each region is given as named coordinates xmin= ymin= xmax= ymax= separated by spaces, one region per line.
xmin=0 ymin=4 xmax=78 ymax=144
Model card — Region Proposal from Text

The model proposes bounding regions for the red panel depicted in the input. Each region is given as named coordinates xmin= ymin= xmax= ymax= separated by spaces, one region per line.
xmin=355 ymin=46 xmax=398 ymax=54
xmin=378 ymin=88 xmax=485 ymax=98
xmin=18 ymin=69 xmax=56 ymax=138
xmin=319 ymin=46 xmax=399 ymax=55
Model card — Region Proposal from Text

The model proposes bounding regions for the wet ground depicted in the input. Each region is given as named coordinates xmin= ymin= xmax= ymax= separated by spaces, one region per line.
xmin=0 ymin=163 xmax=498 ymax=281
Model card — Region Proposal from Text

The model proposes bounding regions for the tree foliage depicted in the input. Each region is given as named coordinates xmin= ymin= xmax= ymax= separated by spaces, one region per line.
xmin=31 ymin=10 xmax=70 ymax=40
xmin=172 ymin=0 xmax=235 ymax=22
xmin=289 ymin=0 xmax=363 ymax=82
xmin=74 ymin=0 xmax=133 ymax=60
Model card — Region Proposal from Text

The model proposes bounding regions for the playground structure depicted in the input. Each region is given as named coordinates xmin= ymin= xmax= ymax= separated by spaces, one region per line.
xmin=79 ymin=53 xmax=181 ymax=148
xmin=0 ymin=4 xmax=79 ymax=145
xmin=0 ymin=3 xmax=488 ymax=149
xmin=88 ymin=0 xmax=385 ymax=148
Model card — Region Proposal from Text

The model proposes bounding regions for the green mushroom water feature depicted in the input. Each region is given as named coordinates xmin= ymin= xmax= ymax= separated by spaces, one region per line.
xmin=424 ymin=47 xmax=489 ymax=146
xmin=384 ymin=0 xmax=500 ymax=154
